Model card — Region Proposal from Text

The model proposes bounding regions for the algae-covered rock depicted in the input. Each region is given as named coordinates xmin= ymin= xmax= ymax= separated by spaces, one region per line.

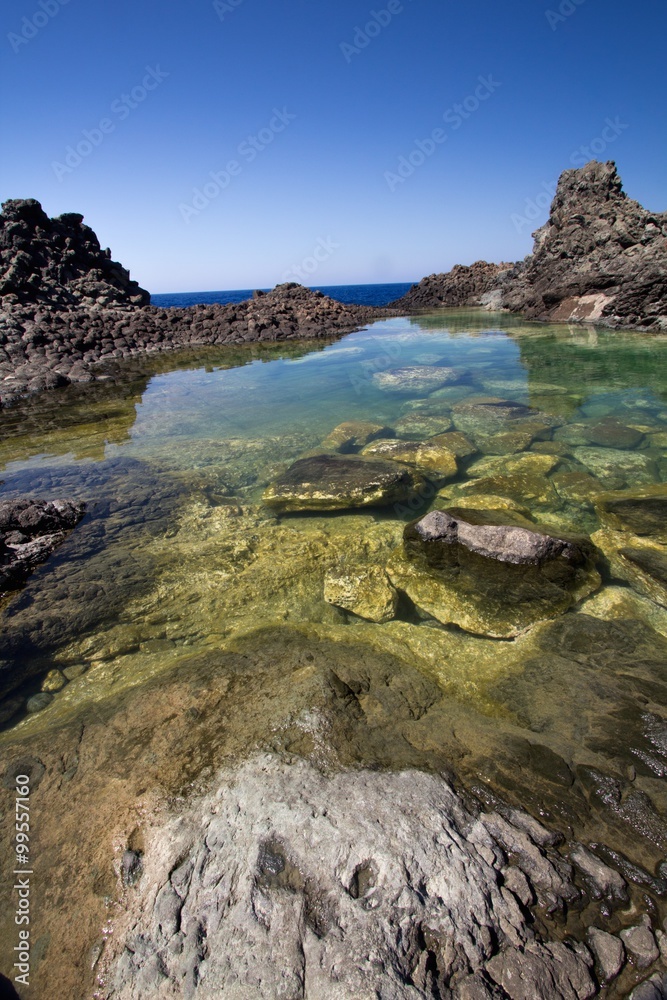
xmin=454 ymin=471 xmax=559 ymax=509
xmin=323 ymin=565 xmax=398 ymax=623
xmin=552 ymin=471 xmax=606 ymax=503
xmin=573 ymin=447 xmax=658 ymax=486
xmin=372 ymin=365 xmax=461 ymax=394
xmin=452 ymin=399 xmax=559 ymax=438
xmin=475 ymin=429 xmax=537 ymax=455
xmin=582 ymin=418 xmax=645 ymax=450
xmin=434 ymin=491 xmax=534 ymax=519
xmin=429 ymin=430 xmax=477 ymax=459
xmin=361 ymin=437 xmax=458 ymax=484
xmin=262 ymin=454 xmax=426 ymax=512
xmin=393 ymin=412 xmax=453 ymax=439
xmin=388 ymin=508 xmax=600 ymax=637
xmin=579 ymin=585 xmax=667 ymax=638
xmin=592 ymin=528 xmax=667 ymax=608
xmin=466 ymin=452 xmax=560 ymax=479
xmin=320 ymin=421 xmax=391 ymax=453
xmin=593 ymin=484 xmax=667 ymax=542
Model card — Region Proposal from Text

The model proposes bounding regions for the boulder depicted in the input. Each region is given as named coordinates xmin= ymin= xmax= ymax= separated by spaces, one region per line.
xmin=581 ymin=417 xmax=645 ymax=449
xmin=372 ymin=365 xmax=461 ymax=394
xmin=323 ymin=565 xmax=398 ymax=623
xmin=361 ymin=437 xmax=458 ymax=484
xmin=572 ymin=447 xmax=658 ymax=486
xmin=586 ymin=928 xmax=625 ymax=983
xmin=262 ymin=454 xmax=427 ymax=513
xmin=393 ymin=412 xmax=453 ymax=439
xmin=320 ymin=420 xmax=391 ymax=453
xmin=591 ymin=528 xmax=667 ymax=608
xmin=0 ymin=497 xmax=86 ymax=593
xmin=388 ymin=508 xmax=600 ymax=637
xmin=593 ymin=484 xmax=667 ymax=542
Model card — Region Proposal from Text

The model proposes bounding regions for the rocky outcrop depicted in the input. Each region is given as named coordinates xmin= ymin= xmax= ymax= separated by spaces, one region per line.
xmin=0 ymin=198 xmax=383 ymax=405
xmin=393 ymin=162 xmax=667 ymax=330
xmin=263 ymin=453 xmax=427 ymax=512
xmin=389 ymin=507 xmax=600 ymax=637
xmin=0 ymin=497 xmax=86 ymax=594
xmin=503 ymin=161 xmax=667 ymax=329
xmin=0 ymin=198 xmax=149 ymax=307
xmin=392 ymin=260 xmax=513 ymax=311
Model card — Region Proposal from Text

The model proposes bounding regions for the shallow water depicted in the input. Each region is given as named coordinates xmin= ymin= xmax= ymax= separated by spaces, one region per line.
xmin=1 ymin=310 xmax=667 ymax=871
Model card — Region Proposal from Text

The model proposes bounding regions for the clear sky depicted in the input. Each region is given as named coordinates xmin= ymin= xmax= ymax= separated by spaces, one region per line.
xmin=1 ymin=0 xmax=665 ymax=293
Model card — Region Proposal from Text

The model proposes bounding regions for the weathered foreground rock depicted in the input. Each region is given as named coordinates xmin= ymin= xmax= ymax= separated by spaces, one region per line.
xmin=106 ymin=755 xmax=597 ymax=1000
xmin=263 ymin=453 xmax=427 ymax=512
xmin=389 ymin=508 xmax=600 ymax=637
xmin=393 ymin=161 xmax=667 ymax=330
xmin=0 ymin=497 xmax=85 ymax=594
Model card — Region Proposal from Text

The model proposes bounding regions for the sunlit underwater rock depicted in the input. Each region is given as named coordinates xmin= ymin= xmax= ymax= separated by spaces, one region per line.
xmin=389 ymin=507 xmax=600 ymax=638
xmin=323 ymin=564 xmax=398 ymax=623
xmin=372 ymin=365 xmax=462 ymax=393
xmin=263 ymin=453 xmax=428 ymax=512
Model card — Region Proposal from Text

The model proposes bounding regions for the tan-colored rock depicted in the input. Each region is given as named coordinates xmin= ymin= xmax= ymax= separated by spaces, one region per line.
xmin=320 ymin=421 xmax=391 ymax=453
xmin=393 ymin=413 xmax=453 ymax=439
xmin=429 ymin=431 xmax=477 ymax=458
xmin=41 ymin=669 xmax=67 ymax=693
xmin=578 ymin=586 xmax=667 ymax=638
xmin=323 ymin=566 xmax=398 ymax=623
xmin=362 ymin=438 xmax=458 ymax=484
xmin=593 ymin=483 xmax=667 ymax=542
xmin=466 ymin=452 xmax=560 ymax=479
xmin=592 ymin=528 xmax=667 ymax=609
xmin=455 ymin=471 xmax=559 ymax=508
xmin=552 ymin=471 xmax=605 ymax=503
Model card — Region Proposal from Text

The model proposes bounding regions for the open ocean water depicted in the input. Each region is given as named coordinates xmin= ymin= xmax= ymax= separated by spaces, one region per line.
xmin=150 ymin=282 xmax=414 ymax=309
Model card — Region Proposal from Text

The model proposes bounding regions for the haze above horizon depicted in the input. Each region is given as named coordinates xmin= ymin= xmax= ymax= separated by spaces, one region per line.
xmin=1 ymin=0 xmax=665 ymax=293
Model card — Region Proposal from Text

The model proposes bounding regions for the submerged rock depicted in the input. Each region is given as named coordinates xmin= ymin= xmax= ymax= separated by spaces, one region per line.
xmin=393 ymin=412 xmax=453 ymax=439
xmin=0 ymin=497 xmax=86 ymax=593
xmin=581 ymin=417 xmax=645 ymax=450
xmin=573 ymin=447 xmax=658 ymax=486
xmin=361 ymin=436 xmax=458 ymax=484
xmin=594 ymin=484 xmax=667 ymax=542
xmin=389 ymin=508 xmax=600 ymax=637
xmin=323 ymin=565 xmax=398 ymax=623
xmin=320 ymin=420 xmax=391 ymax=453
xmin=592 ymin=528 xmax=667 ymax=608
xmin=262 ymin=453 xmax=427 ymax=512
xmin=372 ymin=365 xmax=461 ymax=394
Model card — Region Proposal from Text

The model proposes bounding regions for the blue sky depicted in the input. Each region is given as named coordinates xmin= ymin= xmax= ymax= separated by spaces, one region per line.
xmin=1 ymin=0 xmax=665 ymax=293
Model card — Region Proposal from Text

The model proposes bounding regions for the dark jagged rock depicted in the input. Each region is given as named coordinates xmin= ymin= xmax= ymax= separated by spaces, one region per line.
xmin=0 ymin=497 xmax=86 ymax=593
xmin=502 ymin=161 xmax=667 ymax=329
xmin=0 ymin=199 xmax=384 ymax=406
xmin=0 ymin=198 xmax=149 ymax=307
xmin=393 ymin=162 xmax=667 ymax=331
xmin=391 ymin=260 xmax=513 ymax=311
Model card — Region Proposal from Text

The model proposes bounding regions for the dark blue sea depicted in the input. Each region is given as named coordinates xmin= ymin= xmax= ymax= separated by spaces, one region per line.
xmin=150 ymin=282 xmax=414 ymax=309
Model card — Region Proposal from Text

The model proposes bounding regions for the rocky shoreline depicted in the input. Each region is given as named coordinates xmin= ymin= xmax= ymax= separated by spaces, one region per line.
xmin=391 ymin=161 xmax=667 ymax=332
xmin=2 ymin=160 xmax=666 ymax=411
